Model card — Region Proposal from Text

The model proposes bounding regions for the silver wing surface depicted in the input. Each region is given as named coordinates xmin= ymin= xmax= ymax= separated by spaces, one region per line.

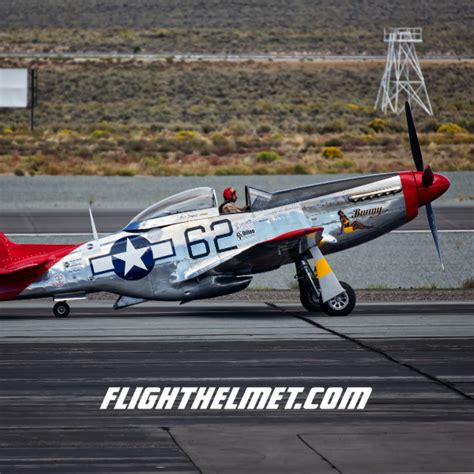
xmin=176 ymin=226 xmax=324 ymax=282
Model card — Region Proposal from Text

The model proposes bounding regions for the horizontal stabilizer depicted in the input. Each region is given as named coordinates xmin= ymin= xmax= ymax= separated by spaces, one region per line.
xmin=0 ymin=260 xmax=49 ymax=276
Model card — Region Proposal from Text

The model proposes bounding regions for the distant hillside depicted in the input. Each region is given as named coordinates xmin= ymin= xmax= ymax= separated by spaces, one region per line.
xmin=0 ymin=59 xmax=472 ymax=176
xmin=0 ymin=0 xmax=472 ymax=54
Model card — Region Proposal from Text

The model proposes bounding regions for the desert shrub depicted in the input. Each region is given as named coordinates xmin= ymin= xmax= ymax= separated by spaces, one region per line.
xmin=368 ymin=135 xmax=398 ymax=147
xmin=25 ymin=155 xmax=45 ymax=174
xmin=116 ymin=167 xmax=136 ymax=176
xmin=142 ymin=156 xmax=163 ymax=173
xmin=322 ymin=146 xmax=343 ymax=159
xmin=227 ymin=120 xmax=250 ymax=136
xmin=346 ymin=103 xmax=361 ymax=111
xmin=14 ymin=168 xmax=24 ymax=176
xmin=77 ymin=146 xmax=93 ymax=159
xmin=215 ymin=165 xmax=252 ymax=175
xmin=257 ymin=124 xmax=272 ymax=135
xmin=125 ymin=139 xmax=147 ymax=153
xmin=319 ymin=119 xmax=347 ymax=134
xmin=210 ymin=133 xmax=228 ymax=146
xmin=210 ymin=133 xmax=234 ymax=156
xmin=91 ymin=129 xmax=111 ymax=139
xmin=333 ymin=158 xmax=355 ymax=170
xmin=256 ymin=150 xmax=281 ymax=163
xmin=420 ymin=118 xmax=440 ymax=133
xmin=272 ymin=133 xmax=284 ymax=142
xmin=292 ymin=163 xmax=310 ymax=174
xmin=174 ymin=130 xmax=199 ymax=141
xmin=253 ymin=165 xmax=271 ymax=175
xmin=303 ymin=138 xmax=318 ymax=149
xmin=369 ymin=118 xmax=385 ymax=133
xmin=43 ymin=163 xmax=62 ymax=175
xmin=156 ymin=138 xmax=173 ymax=153
xmin=436 ymin=123 xmax=468 ymax=134
xmin=56 ymin=128 xmax=76 ymax=139
xmin=296 ymin=122 xmax=318 ymax=134
xmin=324 ymin=138 xmax=342 ymax=147
xmin=201 ymin=122 xmax=216 ymax=134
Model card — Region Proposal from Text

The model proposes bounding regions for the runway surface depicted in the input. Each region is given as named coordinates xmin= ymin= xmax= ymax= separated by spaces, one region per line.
xmin=0 ymin=301 xmax=473 ymax=473
xmin=1 ymin=205 xmax=473 ymax=234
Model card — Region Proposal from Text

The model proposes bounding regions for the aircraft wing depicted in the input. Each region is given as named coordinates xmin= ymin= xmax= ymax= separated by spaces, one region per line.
xmin=175 ymin=226 xmax=323 ymax=282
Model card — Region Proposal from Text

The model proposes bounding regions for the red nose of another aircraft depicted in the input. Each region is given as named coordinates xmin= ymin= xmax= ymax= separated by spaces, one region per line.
xmin=414 ymin=171 xmax=450 ymax=207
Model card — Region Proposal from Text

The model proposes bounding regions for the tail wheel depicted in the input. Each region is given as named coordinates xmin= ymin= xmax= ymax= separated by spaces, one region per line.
xmin=53 ymin=301 xmax=70 ymax=318
xmin=320 ymin=281 xmax=356 ymax=316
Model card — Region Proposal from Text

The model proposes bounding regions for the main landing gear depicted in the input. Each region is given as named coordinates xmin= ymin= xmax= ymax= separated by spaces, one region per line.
xmin=53 ymin=301 xmax=70 ymax=318
xmin=295 ymin=259 xmax=356 ymax=316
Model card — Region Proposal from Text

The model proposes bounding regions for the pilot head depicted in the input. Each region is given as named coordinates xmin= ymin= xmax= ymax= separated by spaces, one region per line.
xmin=223 ymin=187 xmax=237 ymax=203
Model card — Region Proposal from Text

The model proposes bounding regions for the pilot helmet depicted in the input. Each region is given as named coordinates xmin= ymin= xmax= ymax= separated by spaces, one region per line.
xmin=223 ymin=187 xmax=236 ymax=201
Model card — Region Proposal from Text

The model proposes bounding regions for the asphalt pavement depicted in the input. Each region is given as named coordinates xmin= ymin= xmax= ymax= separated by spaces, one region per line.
xmin=0 ymin=301 xmax=473 ymax=473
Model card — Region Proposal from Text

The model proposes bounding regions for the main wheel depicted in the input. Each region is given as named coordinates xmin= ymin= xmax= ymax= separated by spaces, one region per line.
xmin=53 ymin=301 xmax=70 ymax=318
xmin=299 ymin=280 xmax=321 ymax=312
xmin=320 ymin=281 xmax=356 ymax=316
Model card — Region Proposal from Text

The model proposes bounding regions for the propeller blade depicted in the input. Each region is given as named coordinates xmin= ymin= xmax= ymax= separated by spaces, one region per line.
xmin=421 ymin=165 xmax=434 ymax=187
xmin=405 ymin=101 xmax=424 ymax=171
xmin=425 ymin=202 xmax=445 ymax=271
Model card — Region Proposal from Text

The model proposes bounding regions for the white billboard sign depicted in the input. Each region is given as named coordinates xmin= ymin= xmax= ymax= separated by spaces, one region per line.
xmin=0 ymin=69 xmax=28 ymax=108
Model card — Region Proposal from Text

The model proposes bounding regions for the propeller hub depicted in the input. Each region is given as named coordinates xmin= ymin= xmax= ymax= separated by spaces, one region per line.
xmin=414 ymin=171 xmax=450 ymax=207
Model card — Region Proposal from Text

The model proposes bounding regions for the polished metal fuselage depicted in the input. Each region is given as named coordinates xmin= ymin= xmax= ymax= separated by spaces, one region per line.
xmin=20 ymin=174 xmax=409 ymax=302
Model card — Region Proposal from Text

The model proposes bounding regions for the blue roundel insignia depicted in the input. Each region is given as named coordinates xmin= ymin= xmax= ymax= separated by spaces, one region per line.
xmin=110 ymin=235 xmax=154 ymax=281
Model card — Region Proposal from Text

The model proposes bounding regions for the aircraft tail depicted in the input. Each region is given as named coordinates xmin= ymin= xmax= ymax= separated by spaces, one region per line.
xmin=0 ymin=233 xmax=13 ymax=267
xmin=0 ymin=232 xmax=79 ymax=275
xmin=0 ymin=233 xmax=81 ymax=301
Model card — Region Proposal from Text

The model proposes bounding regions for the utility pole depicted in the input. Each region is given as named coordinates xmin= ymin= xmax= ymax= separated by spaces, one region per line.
xmin=30 ymin=69 xmax=37 ymax=131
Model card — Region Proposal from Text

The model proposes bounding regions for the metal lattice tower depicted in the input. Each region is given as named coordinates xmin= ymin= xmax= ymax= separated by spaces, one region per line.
xmin=375 ymin=27 xmax=433 ymax=115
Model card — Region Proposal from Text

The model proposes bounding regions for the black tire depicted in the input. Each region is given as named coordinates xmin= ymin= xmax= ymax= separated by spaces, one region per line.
xmin=53 ymin=301 xmax=70 ymax=318
xmin=320 ymin=281 xmax=356 ymax=316
xmin=299 ymin=280 xmax=321 ymax=312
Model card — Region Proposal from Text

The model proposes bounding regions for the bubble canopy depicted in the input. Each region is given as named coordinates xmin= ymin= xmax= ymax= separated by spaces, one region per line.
xmin=124 ymin=187 xmax=219 ymax=231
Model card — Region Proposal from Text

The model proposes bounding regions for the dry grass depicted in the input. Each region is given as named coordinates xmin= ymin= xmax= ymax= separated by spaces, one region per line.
xmin=0 ymin=59 xmax=472 ymax=176
xmin=1 ymin=127 xmax=472 ymax=176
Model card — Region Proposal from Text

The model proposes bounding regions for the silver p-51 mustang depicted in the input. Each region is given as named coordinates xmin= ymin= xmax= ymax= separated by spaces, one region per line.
xmin=0 ymin=104 xmax=450 ymax=317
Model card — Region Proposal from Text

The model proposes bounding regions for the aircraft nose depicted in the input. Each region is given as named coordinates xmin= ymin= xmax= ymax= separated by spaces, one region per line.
xmin=416 ymin=172 xmax=451 ymax=206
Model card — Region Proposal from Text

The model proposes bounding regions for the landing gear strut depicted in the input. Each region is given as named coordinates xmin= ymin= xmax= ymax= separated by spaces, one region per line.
xmin=53 ymin=301 xmax=70 ymax=318
xmin=296 ymin=259 xmax=321 ymax=312
xmin=295 ymin=259 xmax=356 ymax=316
